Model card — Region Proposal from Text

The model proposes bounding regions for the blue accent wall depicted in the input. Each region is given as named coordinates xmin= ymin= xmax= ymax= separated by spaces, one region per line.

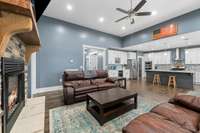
xmin=36 ymin=16 xmax=122 ymax=88
xmin=123 ymin=9 xmax=200 ymax=47
xmin=36 ymin=9 xmax=200 ymax=88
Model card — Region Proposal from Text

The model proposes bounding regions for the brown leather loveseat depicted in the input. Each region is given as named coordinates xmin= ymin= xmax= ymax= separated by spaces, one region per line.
xmin=63 ymin=70 xmax=123 ymax=105
xmin=123 ymin=94 xmax=200 ymax=133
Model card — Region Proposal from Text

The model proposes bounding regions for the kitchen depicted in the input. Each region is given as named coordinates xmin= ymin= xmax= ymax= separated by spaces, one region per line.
xmin=108 ymin=32 xmax=200 ymax=89
xmin=107 ymin=49 xmax=139 ymax=80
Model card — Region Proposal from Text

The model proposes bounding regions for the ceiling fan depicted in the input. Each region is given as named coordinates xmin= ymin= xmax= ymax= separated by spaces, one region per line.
xmin=115 ymin=0 xmax=152 ymax=24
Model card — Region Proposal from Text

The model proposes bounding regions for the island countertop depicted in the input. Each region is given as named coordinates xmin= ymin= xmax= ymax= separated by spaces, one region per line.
xmin=146 ymin=70 xmax=194 ymax=74
xmin=146 ymin=69 xmax=193 ymax=89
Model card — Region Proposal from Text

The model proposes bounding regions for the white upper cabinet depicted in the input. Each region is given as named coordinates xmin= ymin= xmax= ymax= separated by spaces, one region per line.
xmin=120 ymin=51 xmax=128 ymax=64
xmin=144 ymin=51 xmax=171 ymax=65
xmin=185 ymin=48 xmax=200 ymax=64
xmin=108 ymin=50 xmax=128 ymax=64
xmin=108 ymin=50 xmax=115 ymax=64
xmin=127 ymin=52 xmax=136 ymax=59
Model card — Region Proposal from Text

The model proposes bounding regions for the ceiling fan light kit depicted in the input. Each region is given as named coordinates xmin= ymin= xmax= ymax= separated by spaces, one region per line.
xmin=115 ymin=0 xmax=152 ymax=24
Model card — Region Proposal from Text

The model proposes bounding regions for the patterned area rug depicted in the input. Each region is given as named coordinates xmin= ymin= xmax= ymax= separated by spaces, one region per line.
xmin=49 ymin=96 xmax=163 ymax=133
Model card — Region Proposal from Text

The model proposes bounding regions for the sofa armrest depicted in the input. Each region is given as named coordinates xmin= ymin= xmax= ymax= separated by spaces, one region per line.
xmin=106 ymin=77 xmax=118 ymax=83
xmin=63 ymin=87 xmax=75 ymax=105
xmin=63 ymin=82 xmax=75 ymax=88
xmin=169 ymin=94 xmax=200 ymax=113
xmin=106 ymin=77 xmax=127 ymax=89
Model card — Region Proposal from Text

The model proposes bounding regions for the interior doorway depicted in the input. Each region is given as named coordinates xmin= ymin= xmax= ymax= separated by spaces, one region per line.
xmin=83 ymin=45 xmax=106 ymax=71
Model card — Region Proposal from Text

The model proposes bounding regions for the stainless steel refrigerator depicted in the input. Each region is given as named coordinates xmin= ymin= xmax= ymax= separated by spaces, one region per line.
xmin=127 ymin=59 xmax=138 ymax=80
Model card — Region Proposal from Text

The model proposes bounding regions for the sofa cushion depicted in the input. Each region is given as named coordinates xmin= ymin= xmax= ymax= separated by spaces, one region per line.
xmin=96 ymin=70 xmax=108 ymax=78
xmin=75 ymin=85 xmax=98 ymax=95
xmin=106 ymin=77 xmax=117 ymax=83
xmin=151 ymin=103 xmax=200 ymax=132
xmin=97 ymin=83 xmax=116 ymax=89
xmin=77 ymin=80 xmax=91 ymax=87
xmin=84 ymin=70 xmax=97 ymax=79
xmin=91 ymin=78 xmax=107 ymax=85
xmin=123 ymin=112 xmax=191 ymax=133
xmin=170 ymin=94 xmax=200 ymax=113
xmin=75 ymin=85 xmax=97 ymax=92
xmin=64 ymin=71 xmax=84 ymax=81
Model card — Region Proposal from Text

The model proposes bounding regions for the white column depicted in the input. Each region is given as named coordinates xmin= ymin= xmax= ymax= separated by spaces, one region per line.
xmin=31 ymin=52 xmax=36 ymax=96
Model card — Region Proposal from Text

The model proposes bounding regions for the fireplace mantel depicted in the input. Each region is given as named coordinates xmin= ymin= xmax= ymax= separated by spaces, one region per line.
xmin=0 ymin=0 xmax=41 ymax=63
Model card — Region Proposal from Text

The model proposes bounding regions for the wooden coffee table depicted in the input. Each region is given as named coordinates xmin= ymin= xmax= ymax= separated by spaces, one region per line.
xmin=86 ymin=88 xmax=137 ymax=125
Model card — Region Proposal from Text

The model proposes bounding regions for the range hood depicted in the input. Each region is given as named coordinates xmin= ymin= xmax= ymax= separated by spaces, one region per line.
xmin=175 ymin=48 xmax=182 ymax=60
xmin=172 ymin=48 xmax=185 ymax=70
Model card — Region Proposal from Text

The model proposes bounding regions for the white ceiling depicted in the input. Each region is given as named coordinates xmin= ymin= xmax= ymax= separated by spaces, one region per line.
xmin=123 ymin=30 xmax=200 ymax=52
xmin=44 ymin=0 xmax=200 ymax=37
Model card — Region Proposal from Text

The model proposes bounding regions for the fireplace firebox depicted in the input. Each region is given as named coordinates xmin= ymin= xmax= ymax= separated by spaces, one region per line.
xmin=1 ymin=57 xmax=25 ymax=133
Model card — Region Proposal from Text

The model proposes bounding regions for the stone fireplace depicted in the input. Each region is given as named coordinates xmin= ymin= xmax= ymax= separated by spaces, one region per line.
xmin=0 ymin=36 xmax=29 ymax=133
xmin=0 ymin=1 xmax=41 ymax=133
xmin=1 ymin=56 xmax=25 ymax=133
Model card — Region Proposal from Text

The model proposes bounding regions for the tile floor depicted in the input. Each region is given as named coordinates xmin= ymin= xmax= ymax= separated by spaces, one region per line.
xmin=10 ymin=96 xmax=45 ymax=133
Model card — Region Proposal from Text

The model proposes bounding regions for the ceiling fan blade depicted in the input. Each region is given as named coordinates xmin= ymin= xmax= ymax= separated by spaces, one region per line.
xmin=132 ymin=0 xmax=146 ymax=12
xmin=135 ymin=12 xmax=152 ymax=16
xmin=116 ymin=8 xmax=129 ymax=14
xmin=131 ymin=18 xmax=135 ymax=24
xmin=115 ymin=16 xmax=129 ymax=22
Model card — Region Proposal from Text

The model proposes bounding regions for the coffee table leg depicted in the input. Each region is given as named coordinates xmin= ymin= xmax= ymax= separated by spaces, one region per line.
xmin=99 ymin=106 xmax=104 ymax=126
xmin=86 ymin=95 xmax=89 ymax=109
xmin=134 ymin=94 xmax=138 ymax=109
xmin=124 ymin=79 xmax=127 ymax=89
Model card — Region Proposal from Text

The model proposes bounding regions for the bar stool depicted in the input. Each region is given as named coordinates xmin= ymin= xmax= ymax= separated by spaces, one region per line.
xmin=168 ymin=76 xmax=176 ymax=88
xmin=153 ymin=74 xmax=160 ymax=86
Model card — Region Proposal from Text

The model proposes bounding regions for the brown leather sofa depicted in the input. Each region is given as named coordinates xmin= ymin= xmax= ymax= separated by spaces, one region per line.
xmin=123 ymin=94 xmax=200 ymax=133
xmin=63 ymin=70 xmax=123 ymax=105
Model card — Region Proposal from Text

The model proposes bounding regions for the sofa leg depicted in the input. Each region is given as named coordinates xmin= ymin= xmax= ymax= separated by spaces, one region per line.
xmin=63 ymin=87 xmax=74 ymax=105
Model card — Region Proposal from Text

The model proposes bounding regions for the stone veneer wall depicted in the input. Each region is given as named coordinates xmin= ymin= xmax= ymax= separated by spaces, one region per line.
xmin=0 ymin=36 xmax=28 ymax=133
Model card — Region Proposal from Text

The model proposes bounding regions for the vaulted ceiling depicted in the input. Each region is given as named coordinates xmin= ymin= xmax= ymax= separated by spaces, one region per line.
xmin=44 ymin=0 xmax=200 ymax=37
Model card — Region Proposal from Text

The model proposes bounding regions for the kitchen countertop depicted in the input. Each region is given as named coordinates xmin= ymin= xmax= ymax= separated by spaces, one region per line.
xmin=146 ymin=70 xmax=194 ymax=74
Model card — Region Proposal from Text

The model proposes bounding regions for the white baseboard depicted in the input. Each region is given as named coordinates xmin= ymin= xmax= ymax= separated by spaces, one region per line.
xmin=32 ymin=85 xmax=62 ymax=95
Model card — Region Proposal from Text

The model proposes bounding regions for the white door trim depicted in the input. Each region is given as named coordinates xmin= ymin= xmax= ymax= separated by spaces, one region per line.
xmin=83 ymin=45 xmax=107 ymax=71
xmin=31 ymin=52 xmax=37 ymax=96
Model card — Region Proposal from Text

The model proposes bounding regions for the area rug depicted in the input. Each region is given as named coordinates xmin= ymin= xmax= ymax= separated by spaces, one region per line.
xmin=49 ymin=96 xmax=163 ymax=133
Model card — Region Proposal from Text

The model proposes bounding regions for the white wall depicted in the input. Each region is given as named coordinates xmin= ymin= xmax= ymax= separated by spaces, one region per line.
xmin=31 ymin=53 xmax=36 ymax=95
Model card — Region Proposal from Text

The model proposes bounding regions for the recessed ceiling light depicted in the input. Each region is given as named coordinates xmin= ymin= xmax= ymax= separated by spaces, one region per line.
xmin=57 ymin=26 xmax=64 ymax=33
xmin=121 ymin=26 xmax=126 ymax=30
xmin=181 ymin=36 xmax=185 ymax=39
xmin=170 ymin=24 xmax=174 ymax=28
xmin=80 ymin=33 xmax=87 ymax=39
xmin=151 ymin=11 xmax=157 ymax=16
xmin=66 ymin=4 xmax=73 ymax=11
xmin=99 ymin=37 xmax=106 ymax=42
xmin=98 ymin=17 xmax=105 ymax=23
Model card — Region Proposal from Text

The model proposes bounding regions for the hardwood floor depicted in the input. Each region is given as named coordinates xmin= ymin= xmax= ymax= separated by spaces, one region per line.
xmin=34 ymin=90 xmax=64 ymax=133
xmin=34 ymin=80 xmax=200 ymax=133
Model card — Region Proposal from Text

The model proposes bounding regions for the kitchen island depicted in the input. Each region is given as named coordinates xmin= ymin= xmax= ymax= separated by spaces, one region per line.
xmin=146 ymin=70 xmax=193 ymax=89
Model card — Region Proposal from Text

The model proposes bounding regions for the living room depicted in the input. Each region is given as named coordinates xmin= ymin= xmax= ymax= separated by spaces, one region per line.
xmin=0 ymin=0 xmax=200 ymax=133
